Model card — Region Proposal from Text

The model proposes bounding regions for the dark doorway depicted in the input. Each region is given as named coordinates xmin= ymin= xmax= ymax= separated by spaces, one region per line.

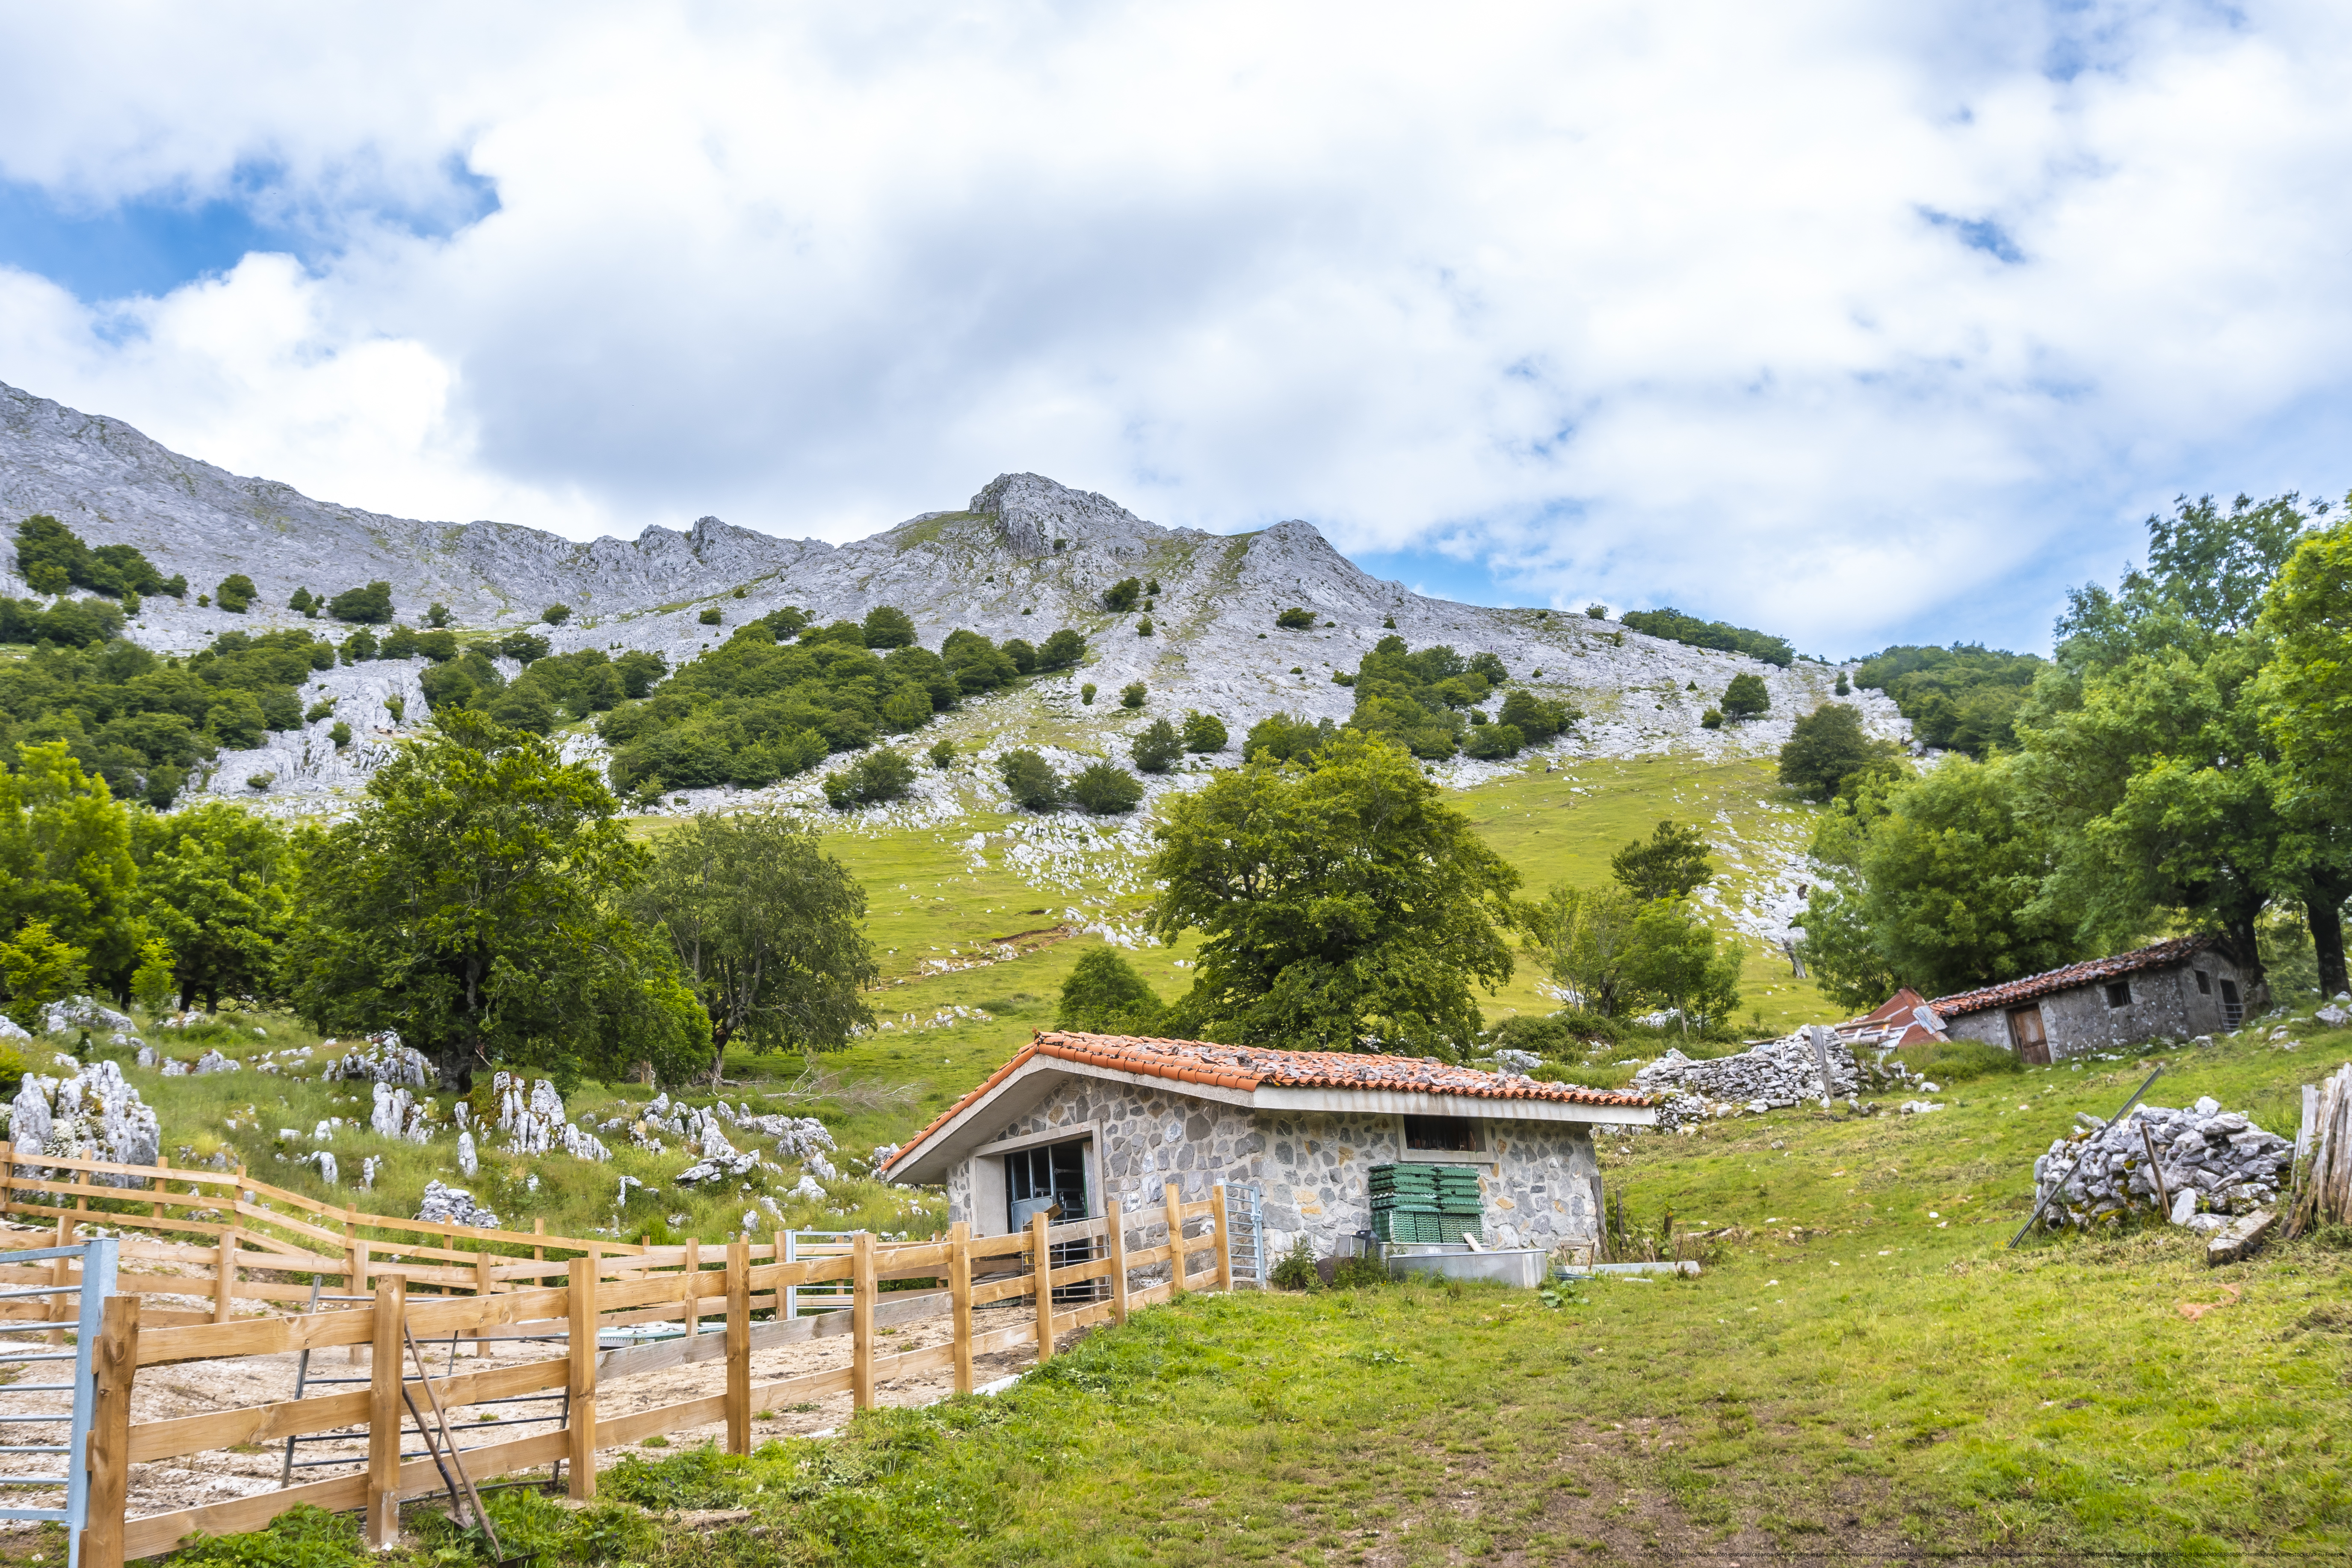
xmin=1005 ymin=1139 xmax=1090 ymax=1231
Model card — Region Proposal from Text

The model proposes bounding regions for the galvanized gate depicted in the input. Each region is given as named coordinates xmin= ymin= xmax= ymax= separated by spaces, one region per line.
xmin=1220 ymin=1184 xmax=1265 ymax=1287
xmin=0 ymin=1236 xmax=116 ymax=1568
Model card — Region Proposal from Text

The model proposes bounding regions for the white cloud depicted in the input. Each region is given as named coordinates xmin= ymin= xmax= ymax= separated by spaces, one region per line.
xmin=3 ymin=1 xmax=2350 ymax=648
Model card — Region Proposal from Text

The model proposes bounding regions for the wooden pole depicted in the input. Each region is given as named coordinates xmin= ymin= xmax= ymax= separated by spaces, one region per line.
xmin=725 ymin=1239 xmax=750 ymax=1455
xmin=851 ymin=1231 xmax=876 ymax=1409
xmin=365 ymin=1274 xmax=406 ymax=1548
xmin=1164 ymin=1181 xmax=1186 ymax=1297
xmin=682 ymin=1237 xmax=701 ymax=1334
xmin=79 ymin=1293 xmax=139 ymax=1568
xmin=948 ymin=1222 xmax=973 ymax=1395
xmin=1211 ymin=1184 xmax=1232 ymax=1292
xmin=47 ymin=1216 xmax=70 ymax=1347
xmin=1106 ymin=1199 xmax=1129 ymax=1325
xmin=346 ymin=1238 xmax=370 ymax=1365
xmin=566 ymin=1257 xmax=598 ymax=1500
xmin=0 ymin=1139 xmax=12 ymax=1215
xmin=150 ymin=1155 xmax=167 ymax=1221
xmin=213 ymin=1228 xmax=237 ymax=1324
xmin=474 ymin=1245 xmax=495 ymax=1354
xmin=533 ymin=1216 xmax=546 ymax=1263
xmin=1030 ymin=1210 xmax=1054 ymax=1364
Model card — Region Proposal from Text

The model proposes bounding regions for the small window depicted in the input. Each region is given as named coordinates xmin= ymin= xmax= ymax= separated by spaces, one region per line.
xmin=1404 ymin=1115 xmax=1478 ymax=1152
xmin=2104 ymin=980 xmax=2132 ymax=1009
xmin=2193 ymin=970 xmax=2211 ymax=995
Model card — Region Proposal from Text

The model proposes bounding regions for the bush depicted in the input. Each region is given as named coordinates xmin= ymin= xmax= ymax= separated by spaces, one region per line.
xmin=1038 ymin=628 xmax=1087 ymax=670
xmin=1586 ymin=603 xmax=1608 ymax=618
xmin=998 ymin=749 xmax=1063 ymax=810
xmin=1136 ymin=617 xmax=1154 ymax=636
xmin=425 ymin=601 xmax=450 ymax=627
xmin=1720 ymin=672 xmax=1770 ymax=719
xmin=698 ymin=607 xmax=723 ymax=626
xmin=1181 ymin=711 xmax=1227 ymax=752
xmin=1701 ymin=708 xmax=1723 ymax=729
xmin=1622 ymin=606 xmax=1793 ymax=666
xmin=1119 ymin=681 xmax=1146 ymax=709
xmin=1070 ymin=761 xmax=1143 ymax=814
xmin=1243 ymin=712 xmax=1334 ymax=762
xmin=1103 ymin=577 xmax=1143 ymax=612
xmin=1003 ymin=637 xmax=1038 ymax=674
xmin=543 ymin=604 xmax=571 ymax=625
xmin=1132 ymin=719 xmax=1182 ymax=773
xmin=328 ymin=581 xmax=393 ymax=624
xmin=862 ymin=606 xmax=916 ymax=648
xmin=215 ymin=574 xmax=256 ymax=614
xmin=1499 ymin=688 xmax=1578 ymax=740
xmin=1486 ymin=1010 xmax=1619 ymax=1057
xmin=1834 ymin=672 xmax=1851 ymax=695
xmin=1328 ymin=1253 xmax=1388 ymax=1289
xmin=1080 ymin=683 xmax=1096 ymax=705
xmin=328 ymin=721 xmax=352 ymax=750
xmin=820 ymin=747 xmax=914 ymax=809
xmin=1057 ymin=946 xmax=1164 ymax=1033
xmin=1893 ymin=1036 xmax=2022 ymax=1083
xmin=1778 ymin=702 xmax=1899 ymax=801
xmin=1270 ymin=1236 xmax=1318 ymax=1290
xmin=927 ymin=738 xmax=956 ymax=769
xmin=1463 ymin=722 xmax=1525 ymax=760
xmin=1275 ymin=606 xmax=1315 ymax=630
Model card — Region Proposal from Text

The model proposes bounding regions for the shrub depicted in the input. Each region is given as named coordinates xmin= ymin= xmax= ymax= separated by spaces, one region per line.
xmin=215 ymin=574 xmax=256 ymax=614
xmin=1778 ymin=702 xmax=1900 ymax=802
xmin=698 ymin=607 xmax=723 ymax=626
xmin=861 ymin=606 xmax=916 ymax=648
xmin=329 ymin=721 xmax=352 ymax=750
xmin=1499 ymin=689 xmax=1578 ymax=740
xmin=1057 ymin=946 xmax=1164 ymax=1033
xmin=1080 ymin=683 xmax=1096 ymax=705
xmin=289 ymin=587 xmax=316 ymax=614
xmin=1382 ymin=615 xmax=1396 ymax=629
xmin=927 ymin=738 xmax=956 ymax=769
xmin=1003 ymin=637 xmax=1038 ymax=674
xmin=998 ymin=749 xmax=1063 ymax=811
xmin=1720 ymin=672 xmax=1770 ymax=719
xmin=1622 ymin=606 xmax=1793 ymax=667
xmin=1119 ymin=682 xmax=1145 ymax=709
xmin=1270 ymin=1236 xmax=1318 ymax=1290
xmin=1145 ymin=577 xmax=1160 ymax=595
xmin=304 ymin=698 xmax=336 ymax=724
xmin=820 ymin=747 xmax=914 ymax=809
xmin=1328 ymin=1254 xmax=1388 ymax=1289
xmin=543 ymin=604 xmax=572 ymax=625
xmin=1181 ymin=711 xmax=1228 ymax=753
xmin=1132 ymin=719 xmax=1182 ymax=773
xmin=1070 ymin=761 xmax=1143 ymax=814
xmin=1103 ymin=577 xmax=1143 ymax=612
xmin=1038 ymin=628 xmax=1087 ymax=670
xmin=497 ymin=630 xmax=551 ymax=664
xmin=425 ymin=601 xmax=450 ymax=627
xmin=340 ymin=628 xmax=377 ymax=663
xmin=1463 ymin=722 xmax=1524 ymax=760
xmin=1893 ymin=1036 xmax=2023 ymax=1083
xmin=1275 ymin=606 xmax=1315 ymax=630
xmin=328 ymin=580 xmax=393 ymax=623
xmin=1136 ymin=617 xmax=1154 ymax=636
xmin=385 ymin=696 xmax=405 ymax=724
xmin=1701 ymin=708 xmax=1722 ymax=729
xmin=1834 ymin=672 xmax=1851 ymax=695
xmin=1586 ymin=603 xmax=1608 ymax=618
xmin=1243 ymin=712 xmax=1334 ymax=762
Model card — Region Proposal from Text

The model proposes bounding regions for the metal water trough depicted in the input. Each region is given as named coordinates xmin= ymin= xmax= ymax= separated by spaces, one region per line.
xmin=1383 ymin=1244 xmax=1549 ymax=1289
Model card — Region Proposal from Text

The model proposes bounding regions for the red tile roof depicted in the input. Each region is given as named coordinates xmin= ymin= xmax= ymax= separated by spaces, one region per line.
xmin=1927 ymin=936 xmax=2220 ymax=1018
xmin=881 ymin=1030 xmax=1651 ymax=1178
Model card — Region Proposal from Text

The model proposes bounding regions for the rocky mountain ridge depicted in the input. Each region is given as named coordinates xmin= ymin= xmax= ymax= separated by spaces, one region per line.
xmin=0 ymin=378 xmax=1908 ymax=817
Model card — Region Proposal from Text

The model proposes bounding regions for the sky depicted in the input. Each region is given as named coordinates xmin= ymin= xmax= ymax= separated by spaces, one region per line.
xmin=4 ymin=3 xmax=2350 ymax=654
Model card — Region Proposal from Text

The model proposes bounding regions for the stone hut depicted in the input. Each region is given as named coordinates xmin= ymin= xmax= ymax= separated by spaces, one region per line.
xmin=879 ymin=1031 xmax=1655 ymax=1264
xmin=1929 ymin=937 xmax=2252 ymax=1063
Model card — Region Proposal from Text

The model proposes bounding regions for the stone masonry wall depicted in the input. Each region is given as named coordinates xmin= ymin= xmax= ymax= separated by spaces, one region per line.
xmin=950 ymin=1076 xmax=1604 ymax=1263
xmin=1945 ymin=955 xmax=2247 ymax=1058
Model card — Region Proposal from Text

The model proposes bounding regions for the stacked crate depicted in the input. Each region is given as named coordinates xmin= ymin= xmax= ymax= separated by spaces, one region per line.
xmin=1368 ymin=1163 xmax=1485 ymax=1244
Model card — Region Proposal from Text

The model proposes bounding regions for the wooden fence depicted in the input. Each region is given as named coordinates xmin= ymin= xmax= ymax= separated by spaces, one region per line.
xmin=9 ymin=1177 xmax=1233 ymax=1568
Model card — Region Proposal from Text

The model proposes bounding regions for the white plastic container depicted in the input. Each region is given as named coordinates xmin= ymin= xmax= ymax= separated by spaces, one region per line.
xmin=1384 ymin=1243 xmax=1548 ymax=1289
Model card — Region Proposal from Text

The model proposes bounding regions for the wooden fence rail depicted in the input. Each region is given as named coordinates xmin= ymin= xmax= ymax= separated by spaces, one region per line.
xmin=29 ymin=1178 xmax=1237 ymax=1568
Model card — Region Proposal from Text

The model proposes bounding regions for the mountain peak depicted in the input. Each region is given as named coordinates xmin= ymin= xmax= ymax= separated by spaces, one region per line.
xmin=969 ymin=472 xmax=1158 ymax=557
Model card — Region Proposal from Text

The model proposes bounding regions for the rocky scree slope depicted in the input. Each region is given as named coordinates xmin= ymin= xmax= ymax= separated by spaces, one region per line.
xmin=0 ymin=380 xmax=1905 ymax=806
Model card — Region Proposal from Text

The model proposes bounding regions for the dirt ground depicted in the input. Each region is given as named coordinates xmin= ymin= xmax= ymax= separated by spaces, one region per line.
xmin=0 ymin=1287 xmax=1040 ymax=1544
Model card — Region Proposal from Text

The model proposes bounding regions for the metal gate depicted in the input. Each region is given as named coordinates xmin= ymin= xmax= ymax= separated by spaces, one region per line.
xmin=0 ymin=1236 xmax=116 ymax=1568
xmin=1220 ymin=1184 xmax=1265 ymax=1288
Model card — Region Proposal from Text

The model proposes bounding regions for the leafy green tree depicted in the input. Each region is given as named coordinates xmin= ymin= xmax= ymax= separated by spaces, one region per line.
xmin=1622 ymin=901 xmax=1743 ymax=1035
xmin=2254 ymin=514 xmax=2352 ymax=996
xmin=997 ymin=749 xmax=1062 ymax=811
xmin=1792 ymin=879 xmax=1901 ymax=1014
xmin=1131 ymin=719 xmax=1182 ymax=774
xmin=215 ymin=574 xmax=256 ymax=614
xmin=820 ymin=748 xmax=915 ymax=809
xmin=632 ymin=812 xmax=876 ymax=1083
xmin=328 ymin=581 xmax=393 ymax=624
xmin=1719 ymin=672 xmax=1769 ymax=719
xmin=130 ymin=936 xmax=175 ymax=1016
xmin=1777 ymin=703 xmax=1901 ymax=801
xmin=1611 ymin=820 xmax=1713 ymax=902
xmin=1071 ymin=762 xmax=1143 ymax=814
xmin=14 ymin=516 xmax=84 ymax=596
xmin=135 ymin=802 xmax=295 ymax=1011
xmin=1180 ymin=711 xmax=1227 ymax=753
xmin=1620 ymin=607 xmax=1793 ymax=666
xmin=1518 ymin=882 xmax=1642 ymax=1017
xmin=1118 ymin=682 xmax=1146 ymax=709
xmin=0 ymin=742 xmax=143 ymax=994
xmin=1037 ymin=629 xmax=1087 ymax=670
xmin=289 ymin=588 xmax=317 ymax=615
xmin=0 ymin=920 xmax=88 ymax=1028
xmin=542 ymin=604 xmax=572 ymax=626
xmin=926 ymin=739 xmax=956 ymax=770
xmin=1243 ymin=713 xmax=1334 ymax=763
xmin=1103 ymin=578 xmax=1143 ymax=613
xmin=1002 ymin=638 xmax=1038 ymax=675
xmin=861 ymin=606 xmax=916 ymax=648
xmin=1498 ymin=689 xmax=1577 ymax=741
xmin=1462 ymin=722 xmax=1524 ymax=760
xmin=1275 ymin=606 xmax=1315 ymax=630
xmin=1852 ymin=644 xmax=2042 ymax=756
xmin=426 ymin=602 xmax=451 ymax=628
xmin=1056 ymin=946 xmax=1164 ymax=1034
xmin=1148 ymin=731 xmax=1520 ymax=1052
xmin=282 ymin=709 xmax=706 ymax=1088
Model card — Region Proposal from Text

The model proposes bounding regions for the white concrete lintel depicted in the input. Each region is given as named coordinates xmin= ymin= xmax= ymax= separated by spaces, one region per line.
xmin=1249 ymin=1086 xmax=1657 ymax=1125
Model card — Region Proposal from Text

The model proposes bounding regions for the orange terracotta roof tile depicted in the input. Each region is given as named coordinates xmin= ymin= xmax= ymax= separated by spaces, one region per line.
xmin=882 ymin=1030 xmax=1652 ymax=1177
xmin=1928 ymin=936 xmax=2220 ymax=1018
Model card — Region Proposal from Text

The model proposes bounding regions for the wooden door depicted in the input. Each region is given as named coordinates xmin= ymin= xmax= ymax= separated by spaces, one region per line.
xmin=2008 ymin=1007 xmax=2050 ymax=1065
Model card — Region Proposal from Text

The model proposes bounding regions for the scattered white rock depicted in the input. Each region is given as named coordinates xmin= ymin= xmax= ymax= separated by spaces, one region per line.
xmin=457 ymin=1131 xmax=478 ymax=1178
xmin=416 ymin=1180 xmax=499 ymax=1229
xmin=194 ymin=1050 xmax=237 ymax=1074
xmin=2034 ymin=1101 xmax=2292 ymax=1232
xmin=325 ymin=1034 xmax=435 ymax=1089
xmin=39 ymin=996 xmax=134 ymax=1036
xmin=2 ymin=1060 xmax=160 ymax=1179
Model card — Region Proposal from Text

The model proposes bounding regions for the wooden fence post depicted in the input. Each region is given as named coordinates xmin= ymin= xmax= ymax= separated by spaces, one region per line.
xmin=566 ymin=1257 xmax=597 ymax=1500
xmin=0 ymin=1139 xmax=11 ymax=1214
xmin=851 ymin=1231 xmax=876 ymax=1409
xmin=725 ymin=1239 xmax=750 ymax=1455
xmin=47 ymin=1217 xmax=71 ymax=1346
xmin=365 ymin=1275 xmax=406 ymax=1548
xmin=1030 ymin=1211 xmax=1053 ymax=1364
xmin=1106 ymin=1199 xmax=1129 ymax=1325
xmin=1164 ymin=1181 xmax=1186 ymax=1297
xmin=213 ymin=1228 xmax=237 ymax=1324
xmin=150 ymin=1155 xmax=167 ymax=1221
xmin=948 ymin=1222 xmax=972 ymax=1395
xmin=346 ymin=1237 xmax=370 ymax=1365
xmin=1211 ymin=1184 xmax=1232 ymax=1292
xmin=80 ymin=1294 xmax=139 ymax=1568
xmin=682 ymin=1237 xmax=701 ymax=1334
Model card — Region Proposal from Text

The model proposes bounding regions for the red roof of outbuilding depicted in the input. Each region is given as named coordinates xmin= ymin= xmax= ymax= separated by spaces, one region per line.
xmin=880 ymin=1031 xmax=1651 ymax=1178
xmin=1927 ymin=936 xmax=2220 ymax=1018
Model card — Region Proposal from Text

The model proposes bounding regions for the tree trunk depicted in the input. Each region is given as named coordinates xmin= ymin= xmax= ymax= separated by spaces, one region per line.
xmin=2309 ymin=878 xmax=2351 ymax=1000
xmin=708 ymin=1015 xmax=734 ymax=1089
xmin=2227 ymin=914 xmax=2269 ymax=1013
